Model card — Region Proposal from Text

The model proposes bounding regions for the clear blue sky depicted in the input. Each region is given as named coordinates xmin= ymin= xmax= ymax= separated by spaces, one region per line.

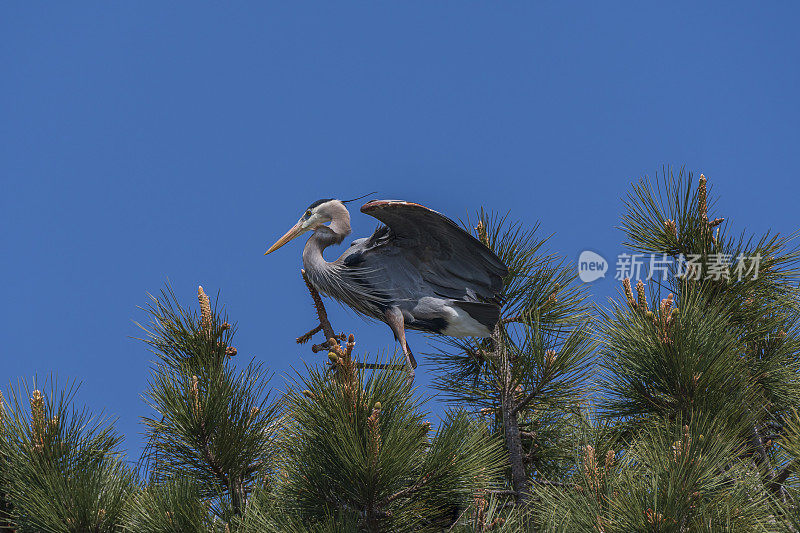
xmin=2 ymin=3 xmax=798 ymax=461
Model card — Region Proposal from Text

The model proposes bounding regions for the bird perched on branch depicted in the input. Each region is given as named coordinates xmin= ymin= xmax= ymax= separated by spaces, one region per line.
xmin=265 ymin=197 xmax=508 ymax=380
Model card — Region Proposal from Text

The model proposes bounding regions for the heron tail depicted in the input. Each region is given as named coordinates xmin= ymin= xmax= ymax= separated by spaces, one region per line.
xmin=453 ymin=301 xmax=501 ymax=333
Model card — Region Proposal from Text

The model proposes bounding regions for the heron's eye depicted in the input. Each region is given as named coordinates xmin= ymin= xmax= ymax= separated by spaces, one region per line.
xmin=305 ymin=209 xmax=313 ymax=217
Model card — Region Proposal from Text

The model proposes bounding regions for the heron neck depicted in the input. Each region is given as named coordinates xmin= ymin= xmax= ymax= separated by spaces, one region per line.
xmin=302 ymin=223 xmax=350 ymax=271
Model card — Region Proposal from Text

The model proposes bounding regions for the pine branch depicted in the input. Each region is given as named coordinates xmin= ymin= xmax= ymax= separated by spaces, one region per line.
xmin=496 ymin=328 xmax=529 ymax=505
xmin=378 ymin=473 xmax=433 ymax=508
xmin=511 ymin=382 xmax=542 ymax=416
xmin=770 ymin=459 xmax=795 ymax=493
xmin=199 ymin=429 xmax=229 ymax=487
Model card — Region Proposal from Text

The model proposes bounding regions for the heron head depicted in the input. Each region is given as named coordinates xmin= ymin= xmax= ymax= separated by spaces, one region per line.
xmin=264 ymin=199 xmax=347 ymax=255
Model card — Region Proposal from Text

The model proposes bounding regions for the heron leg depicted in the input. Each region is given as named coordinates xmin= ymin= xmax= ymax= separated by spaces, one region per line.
xmin=384 ymin=307 xmax=417 ymax=379
xmin=405 ymin=341 xmax=417 ymax=369
xmin=300 ymin=269 xmax=336 ymax=341
xmin=298 ymin=269 xmax=349 ymax=352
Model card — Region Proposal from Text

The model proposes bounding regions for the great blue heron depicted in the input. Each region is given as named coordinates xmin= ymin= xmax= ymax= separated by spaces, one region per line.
xmin=265 ymin=198 xmax=508 ymax=380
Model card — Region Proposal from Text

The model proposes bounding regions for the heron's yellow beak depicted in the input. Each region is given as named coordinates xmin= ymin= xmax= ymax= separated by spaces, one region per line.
xmin=265 ymin=221 xmax=304 ymax=255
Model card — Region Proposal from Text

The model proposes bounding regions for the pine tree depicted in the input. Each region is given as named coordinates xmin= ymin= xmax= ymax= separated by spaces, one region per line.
xmin=532 ymin=168 xmax=800 ymax=531
xmin=0 ymin=390 xmax=12 ymax=533
xmin=127 ymin=285 xmax=510 ymax=532
xmin=130 ymin=285 xmax=283 ymax=530
xmin=432 ymin=212 xmax=595 ymax=517
xmin=122 ymin=477 xmax=219 ymax=532
xmin=259 ymin=334 xmax=507 ymax=532
xmin=775 ymin=409 xmax=800 ymax=530
xmin=0 ymin=379 xmax=134 ymax=532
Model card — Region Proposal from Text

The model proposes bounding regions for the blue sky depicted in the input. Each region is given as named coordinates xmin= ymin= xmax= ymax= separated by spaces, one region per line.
xmin=2 ymin=3 xmax=798 ymax=461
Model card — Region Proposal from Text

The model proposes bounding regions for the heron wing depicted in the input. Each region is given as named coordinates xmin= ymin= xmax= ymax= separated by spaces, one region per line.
xmin=358 ymin=200 xmax=508 ymax=303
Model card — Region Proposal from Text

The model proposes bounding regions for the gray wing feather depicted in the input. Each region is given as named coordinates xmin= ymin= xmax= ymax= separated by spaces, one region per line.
xmin=357 ymin=200 xmax=508 ymax=304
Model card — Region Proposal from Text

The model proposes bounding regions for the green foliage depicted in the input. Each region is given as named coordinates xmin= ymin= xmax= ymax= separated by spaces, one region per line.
xmin=618 ymin=168 xmax=800 ymax=414
xmin=121 ymin=477 xmax=218 ymax=533
xmin=534 ymin=416 xmax=775 ymax=532
xmin=449 ymin=493 xmax=527 ymax=532
xmin=0 ymin=378 xmax=134 ymax=533
xmin=275 ymin=354 xmax=506 ymax=532
xmin=585 ymin=167 xmax=800 ymax=532
xmin=240 ymin=497 xmax=362 ymax=533
xmin=769 ymin=409 xmax=800 ymax=530
xmin=610 ymin=168 xmax=800 ymax=427
xmin=432 ymin=212 xmax=595 ymax=505
xmin=597 ymin=287 xmax=759 ymax=428
xmin=138 ymin=285 xmax=282 ymax=523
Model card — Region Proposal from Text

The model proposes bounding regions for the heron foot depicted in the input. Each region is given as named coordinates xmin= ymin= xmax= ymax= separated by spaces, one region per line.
xmin=310 ymin=334 xmax=347 ymax=353
xmin=402 ymin=344 xmax=416 ymax=385
xmin=405 ymin=365 xmax=415 ymax=385
xmin=384 ymin=307 xmax=417 ymax=384
xmin=296 ymin=324 xmax=323 ymax=344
